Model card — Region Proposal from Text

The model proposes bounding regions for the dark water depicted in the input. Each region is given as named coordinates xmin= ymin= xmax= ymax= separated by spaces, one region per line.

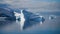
xmin=0 ymin=14 xmax=60 ymax=34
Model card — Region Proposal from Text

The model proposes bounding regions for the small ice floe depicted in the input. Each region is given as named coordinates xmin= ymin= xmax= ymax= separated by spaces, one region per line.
xmin=14 ymin=10 xmax=25 ymax=30
xmin=39 ymin=16 xmax=45 ymax=24
xmin=49 ymin=15 xmax=56 ymax=20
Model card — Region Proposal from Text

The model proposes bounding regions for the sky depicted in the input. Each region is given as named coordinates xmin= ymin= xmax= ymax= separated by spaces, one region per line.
xmin=0 ymin=0 xmax=60 ymax=12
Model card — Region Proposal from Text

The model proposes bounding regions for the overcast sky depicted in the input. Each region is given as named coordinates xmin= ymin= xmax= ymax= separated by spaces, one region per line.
xmin=0 ymin=0 xmax=60 ymax=12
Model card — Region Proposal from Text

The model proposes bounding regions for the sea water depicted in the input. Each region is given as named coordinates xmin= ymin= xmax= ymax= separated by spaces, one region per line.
xmin=0 ymin=12 xmax=60 ymax=34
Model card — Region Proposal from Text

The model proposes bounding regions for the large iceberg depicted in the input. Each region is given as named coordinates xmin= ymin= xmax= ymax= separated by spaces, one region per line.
xmin=0 ymin=3 xmax=45 ymax=30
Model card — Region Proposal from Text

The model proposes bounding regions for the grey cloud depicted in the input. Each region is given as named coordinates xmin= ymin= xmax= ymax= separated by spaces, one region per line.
xmin=0 ymin=0 xmax=60 ymax=12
